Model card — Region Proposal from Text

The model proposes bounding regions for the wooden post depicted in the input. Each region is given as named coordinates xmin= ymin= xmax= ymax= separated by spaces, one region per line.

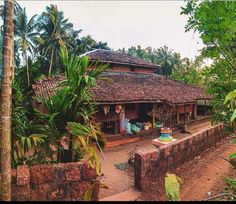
xmin=204 ymin=100 xmax=207 ymax=116
xmin=152 ymin=104 xmax=156 ymax=128
xmin=176 ymin=105 xmax=180 ymax=124
xmin=169 ymin=105 xmax=172 ymax=128
xmin=193 ymin=102 xmax=197 ymax=120
xmin=119 ymin=105 xmax=125 ymax=134
xmin=184 ymin=104 xmax=187 ymax=132
xmin=162 ymin=104 xmax=165 ymax=126
xmin=114 ymin=120 xmax=119 ymax=134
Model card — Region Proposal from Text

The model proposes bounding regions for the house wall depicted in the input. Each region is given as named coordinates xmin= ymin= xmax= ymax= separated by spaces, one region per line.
xmin=134 ymin=68 xmax=154 ymax=74
xmin=94 ymin=104 xmax=139 ymax=122
xmin=112 ymin=64 xmax=155 ymax=74
xmin=172 ymin=104 xmax=194 ymax=113
xmin=134 ymin=123 xmax=225 ymax=190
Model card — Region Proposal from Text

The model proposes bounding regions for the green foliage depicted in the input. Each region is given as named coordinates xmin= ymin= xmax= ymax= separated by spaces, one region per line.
xmin=119 ymin=45 xmax=182 ymax=76
xmin=83 ymin=181 xmax=108 ymax=201
xmin=34 ymin=48 xmax=108 ymax=172
xmin=182 ymin=1 xmax=236 ymax=128
xmin=225 ymin=177 xmax=236 ymax=196
xmin=11 ymin=81 xmax=47 ymax=165
xmin=228 ymin=152 xmax=236 ymax=160
xmin=224 ymin=90 xmax=236 ymax=122
xmin=165 ymin=173 xmax=183 ymax=201
xmin=68 ymin=34 xmax=110 ymax=56
xmin=170 ymin=56 xmax=204 ymax=86
xmin=6 ymin=1 xmax=110 ymax=81
xmin=0 ymin=33 xmax=2 ymax=76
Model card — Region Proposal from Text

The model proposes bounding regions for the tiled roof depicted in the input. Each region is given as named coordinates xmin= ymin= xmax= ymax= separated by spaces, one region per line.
xmin=80 ymin=49 xmax=159 ymax=69
xmin=32 ymin=71 xmax=211 ymax=104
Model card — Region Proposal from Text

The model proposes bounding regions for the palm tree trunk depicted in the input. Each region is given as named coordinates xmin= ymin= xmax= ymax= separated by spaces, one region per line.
xmin=48 ymin=46 xmax=55 ymax=77
xmin=23 ymin=51 xmax=30 ymax=86
xmin=1 ymin=0 xmax=14 ymax=201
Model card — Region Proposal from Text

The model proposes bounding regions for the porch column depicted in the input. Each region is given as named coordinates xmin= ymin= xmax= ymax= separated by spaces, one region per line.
xmin=162 ymin=104 xmax=165 ymax=126
xmin=184 ymin=104 xmax=187 ymax=132
xmin=119 ymin=105 xmax=126 ymax=134
xmin=193 ymin=102 xmax=197 ymax=120
xmin=114 ymin=120 xmax=119 ymax=134
xmin=176 ymin=105 xmax=180 ymax=124
xmin=169 ymin=105 xmax=172 ymax=128
xmin=152 ymin=104 xmax=156 ymax=128
xmin=204 ymin=100 xmax=207 ymax=116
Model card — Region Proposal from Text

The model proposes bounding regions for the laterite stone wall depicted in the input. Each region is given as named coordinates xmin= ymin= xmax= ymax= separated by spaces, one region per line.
xmin=1 ymin=162 xmax=98 ymax=201
xmin=134 ymin=124 xmax=225 ymax=190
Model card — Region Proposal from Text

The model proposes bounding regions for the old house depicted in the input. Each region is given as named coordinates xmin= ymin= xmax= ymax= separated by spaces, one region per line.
xmin=32 ymin=49 xmax=211 ymax=137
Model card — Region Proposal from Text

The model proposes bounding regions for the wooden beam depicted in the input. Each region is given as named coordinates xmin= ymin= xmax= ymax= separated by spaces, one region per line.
xmin=119 ymin=105 xmax=126 ymax=134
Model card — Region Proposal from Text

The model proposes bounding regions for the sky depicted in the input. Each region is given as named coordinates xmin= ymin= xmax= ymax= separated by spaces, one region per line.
xmin=1 ymin=0 xmax=205 ymax=60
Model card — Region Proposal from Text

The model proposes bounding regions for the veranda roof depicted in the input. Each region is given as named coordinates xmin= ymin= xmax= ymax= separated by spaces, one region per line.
xmin=32 ymin=71 xmax=211 ymax=105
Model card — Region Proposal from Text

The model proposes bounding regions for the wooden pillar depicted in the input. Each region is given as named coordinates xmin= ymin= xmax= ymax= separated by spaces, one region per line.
xmin=114 ymin=120 xmax=119 ymax=134
xmin=169 ymin=105 xmax=172 ymax=128
xmin=152 ymin=104 xmax=156 ymax=128
xmin=204 ymin=100 xmax=207 ymax=116
xmin=184 ymin=104 xmax=187 ymax=132
xmin=177 ymin=105 xmax=180 ymax=124
xmin=119 ymin=105 xmax=125 ymax=134
xmin=193 ymin=103 xmax=197 ymax=120
xmin=162 ymin=104 xmax=165 ymax=127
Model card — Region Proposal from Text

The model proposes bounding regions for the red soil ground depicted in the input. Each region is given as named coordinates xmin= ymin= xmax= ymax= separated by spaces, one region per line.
xmin=139 ymin=135 xmax=236 ymax=201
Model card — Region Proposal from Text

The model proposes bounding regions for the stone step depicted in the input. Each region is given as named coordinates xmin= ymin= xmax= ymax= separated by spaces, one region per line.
xmin=99 ymin=188 xmax=141 ymax=201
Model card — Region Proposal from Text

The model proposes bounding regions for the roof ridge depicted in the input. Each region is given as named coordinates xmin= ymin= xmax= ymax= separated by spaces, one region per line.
xmin=81 ymin=49 xmax=160 ymax=68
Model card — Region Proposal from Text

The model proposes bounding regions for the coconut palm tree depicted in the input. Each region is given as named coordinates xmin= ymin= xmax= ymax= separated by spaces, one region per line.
xmin=0 ymin=33 xmax=2 ymax=77
xmin=154 ymin=45 xmax=174 ymax=76
xmin=1 ymin=0 xmax=14 ymax=200
xmin=14 ymin=8 xmax=38 ymax=87
xmin=36 ymin=4 xmax=73 ymax=76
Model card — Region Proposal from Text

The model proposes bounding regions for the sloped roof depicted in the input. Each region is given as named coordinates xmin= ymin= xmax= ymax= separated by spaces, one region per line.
xmin=80 ymin=49 xmax=160 ymax=69
xmin=32 ymin=71 xmax=211 ymax=104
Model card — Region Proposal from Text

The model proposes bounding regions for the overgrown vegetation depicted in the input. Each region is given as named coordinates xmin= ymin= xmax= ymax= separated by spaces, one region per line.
xmin=182 ymin=0 xmax=236 ymax=201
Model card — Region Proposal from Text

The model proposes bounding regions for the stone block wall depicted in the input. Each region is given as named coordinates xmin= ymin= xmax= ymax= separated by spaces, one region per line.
xmin=134 ymin=124 xmax=225 ymax=190
xmin=3 ymin=162 xmax=98 ymax=201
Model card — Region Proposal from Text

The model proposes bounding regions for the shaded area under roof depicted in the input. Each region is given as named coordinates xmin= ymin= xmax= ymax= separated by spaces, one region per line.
xmin=32 ymin=71 xmax=211 ymax=105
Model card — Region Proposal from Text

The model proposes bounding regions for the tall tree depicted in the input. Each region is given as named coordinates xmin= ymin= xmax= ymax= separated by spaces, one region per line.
xmin=0 ymin=34 xmax=2 ymax=77
xmin=1 ymin=0 xmax=14 ymax=200
xmin=154 ymin=45 xmax=175 ymax=76
xmin=36 ymin=4 xmax=73 ymax=76
xmin=14 ymin=8 xmax=38 ymax=86
xmin=181 ymin=0 xmax=236 ymax=126
xmin=69 ymin=34 xmax=110 ymax=55
xmin=170 ymin=56 xmax=204 ymax=86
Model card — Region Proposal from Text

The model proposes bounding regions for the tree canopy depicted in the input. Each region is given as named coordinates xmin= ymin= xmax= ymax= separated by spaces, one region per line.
xmin=181 ymin=0 xmax=236 ymax=127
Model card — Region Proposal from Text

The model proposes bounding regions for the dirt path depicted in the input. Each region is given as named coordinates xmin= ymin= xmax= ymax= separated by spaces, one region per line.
xmin=140 ymin=136 xmax=236 ymax=201
xmin=180 ymin=138 xmax=236 ymax=201
xmin=98 ymin=119 xmax=214 ymax=200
